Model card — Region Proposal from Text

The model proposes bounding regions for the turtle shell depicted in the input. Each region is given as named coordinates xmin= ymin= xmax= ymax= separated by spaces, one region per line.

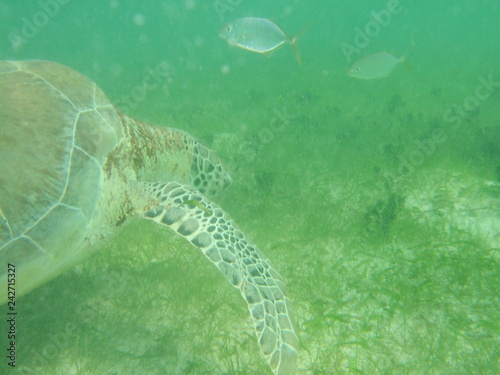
xmin=0 ymin=60 xmax=122 ymax=299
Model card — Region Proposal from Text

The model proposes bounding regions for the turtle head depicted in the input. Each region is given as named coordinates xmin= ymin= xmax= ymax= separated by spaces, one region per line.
xmin=190 ymin=141 xmax=232 ymax=197
xmin=115 ymin=115 xmax=231 ymax=196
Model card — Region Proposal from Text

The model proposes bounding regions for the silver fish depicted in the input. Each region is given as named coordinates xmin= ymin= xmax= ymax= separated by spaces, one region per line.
xmin=219 ymin=17 xmax=302 ymax=64
xmin=348 ymin=52 xmax=405 ymax=80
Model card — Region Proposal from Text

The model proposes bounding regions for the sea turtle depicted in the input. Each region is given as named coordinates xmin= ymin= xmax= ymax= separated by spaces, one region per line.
xmin=0 ymin=60 xmax=298 ymax=374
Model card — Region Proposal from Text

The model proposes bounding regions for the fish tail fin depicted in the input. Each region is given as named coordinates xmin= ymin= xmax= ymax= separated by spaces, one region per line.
xmin=288 ymin=23 xmax=312 ymax=66
xmin=289 ymin=35 xmax=302 ymax=66
xmin=400 ymin=55 xmax=412 ymax=70
xmin=400 ymin=41 xmax=415 ymax=70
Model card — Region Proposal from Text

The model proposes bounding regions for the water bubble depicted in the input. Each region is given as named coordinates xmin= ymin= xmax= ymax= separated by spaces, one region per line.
xmin=109 ymin=63 xmax=123 ymax=77
xmin=133 ymin=13 xmax=146 ymax=26
xmin=185 ymin=0 xmax=196 ymax=10
xmin=194 ymin=36 xmax=204 ymax=47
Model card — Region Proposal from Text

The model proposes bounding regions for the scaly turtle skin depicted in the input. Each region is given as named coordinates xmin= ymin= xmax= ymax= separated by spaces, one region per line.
xmin=0 ymin=60 xmax=298 ymax=375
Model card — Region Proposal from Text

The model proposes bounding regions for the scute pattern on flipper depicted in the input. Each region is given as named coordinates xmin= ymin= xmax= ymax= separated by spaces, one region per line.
xmin=140 ymin=182 xmax=299 ymax=375
xmin=189 ymin=141 xmax=232 ymax=197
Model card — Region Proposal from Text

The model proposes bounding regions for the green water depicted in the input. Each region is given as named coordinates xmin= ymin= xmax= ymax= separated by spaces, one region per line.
xmin=1 ymin=0 xmax=499 ymax=374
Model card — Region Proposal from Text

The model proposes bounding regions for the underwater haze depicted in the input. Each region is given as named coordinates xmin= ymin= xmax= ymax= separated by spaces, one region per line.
xmin=1 ymin=0 xmax=499 ymax=374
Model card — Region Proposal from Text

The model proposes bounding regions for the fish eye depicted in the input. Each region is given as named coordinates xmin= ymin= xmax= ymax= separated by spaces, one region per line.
xmin=226 ymin=26 xmax=232 ymax=32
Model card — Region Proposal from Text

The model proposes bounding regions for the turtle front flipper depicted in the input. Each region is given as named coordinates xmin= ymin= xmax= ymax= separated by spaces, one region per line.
xmin=138 ymin=182 xmax=299 ymax=375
